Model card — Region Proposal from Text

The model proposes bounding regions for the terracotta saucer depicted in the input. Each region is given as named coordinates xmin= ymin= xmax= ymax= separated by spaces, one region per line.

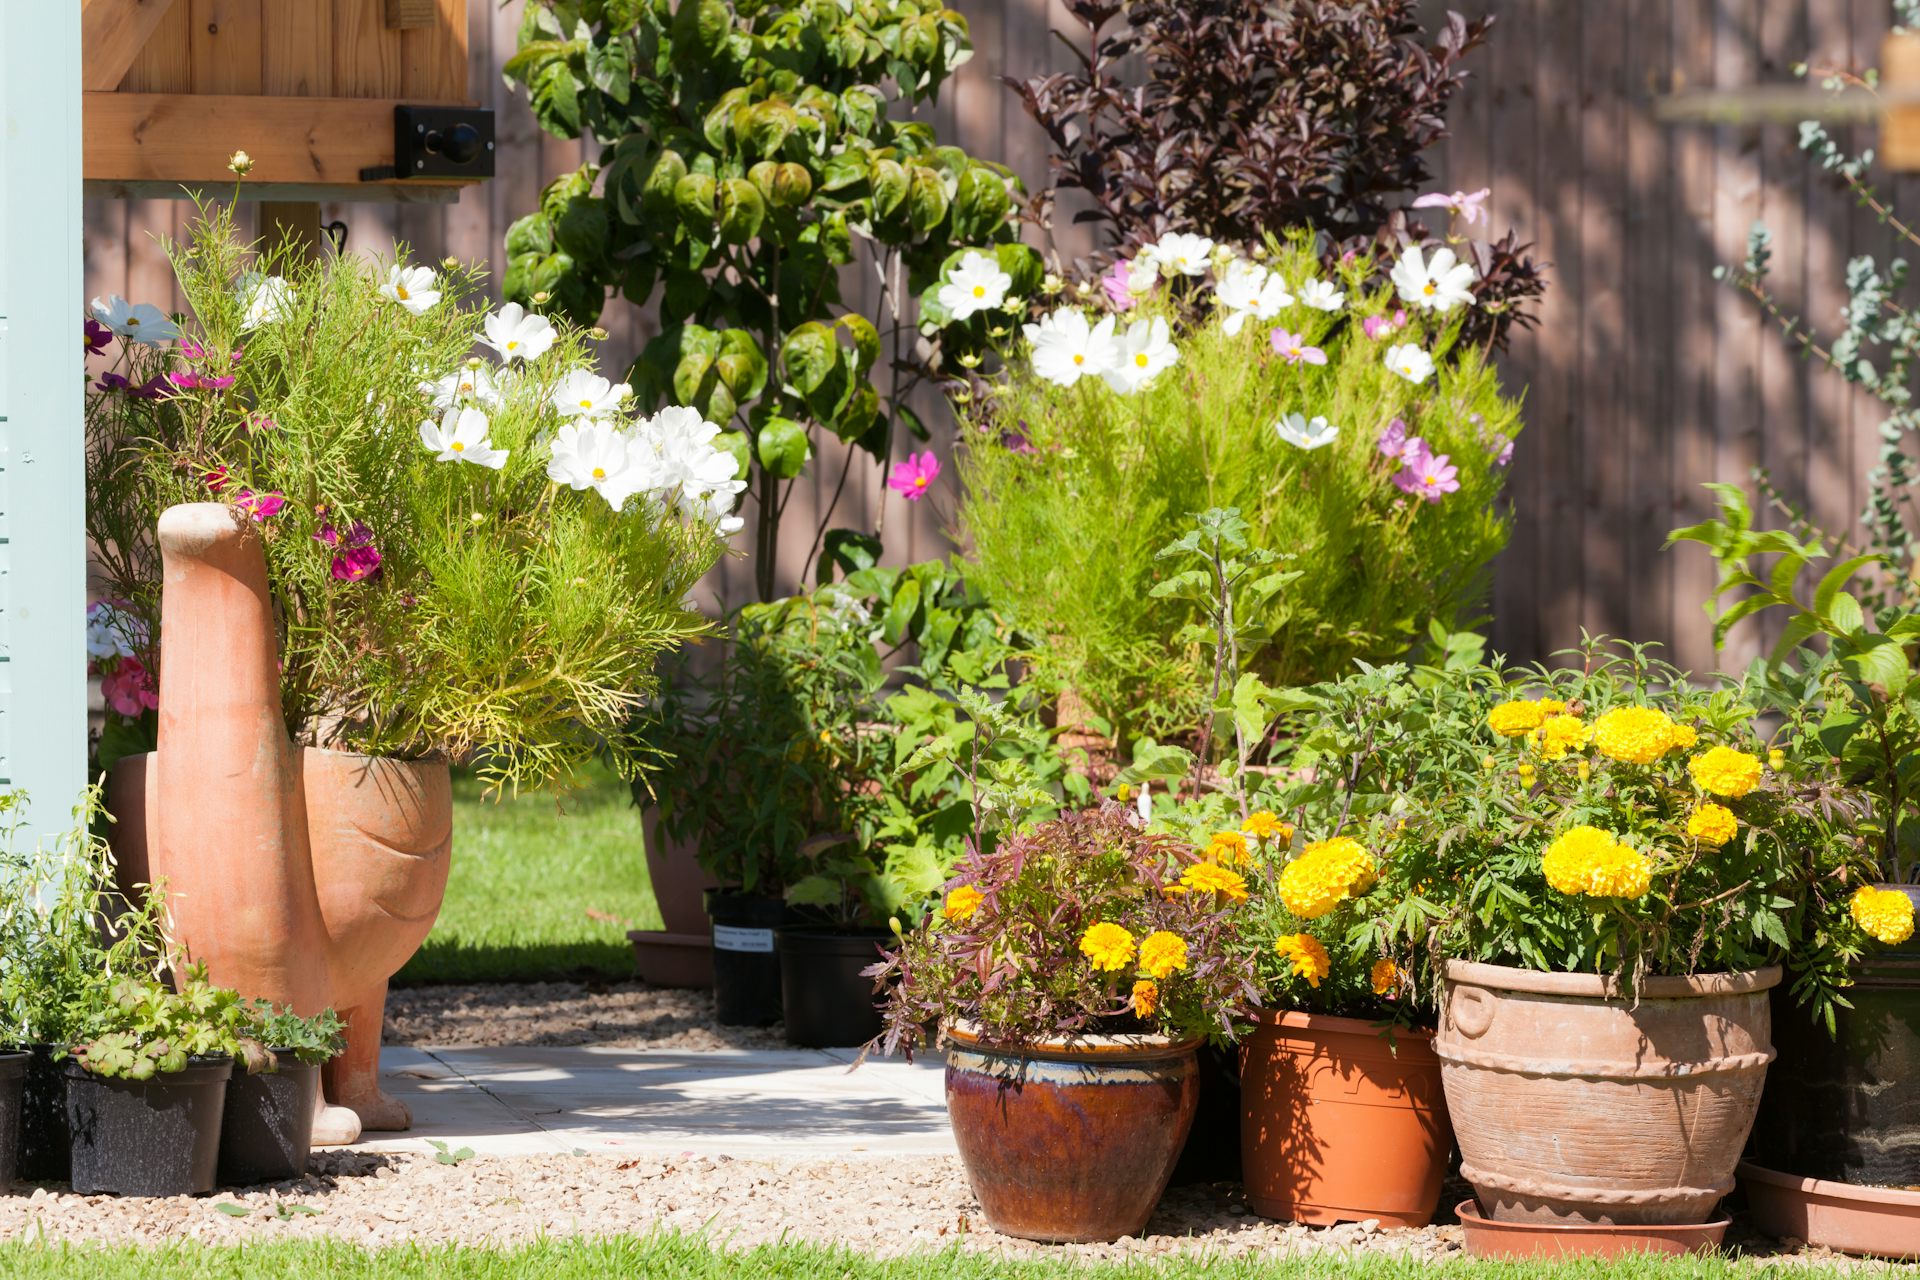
xmin=1740 ymin=1160 xmax=1920 ymax=1259
xmin=1455 ymin=1200 xmax=1731 ymax=1259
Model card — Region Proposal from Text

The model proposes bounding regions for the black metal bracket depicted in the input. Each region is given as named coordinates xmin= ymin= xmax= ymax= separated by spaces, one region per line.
xmin=359 ymin=105 xmax=496 ymax=181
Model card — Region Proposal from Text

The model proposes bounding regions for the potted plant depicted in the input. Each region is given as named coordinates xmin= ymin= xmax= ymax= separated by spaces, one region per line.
xmin=84 ymin=193 xmax=737 ymax=1130
xmin=1371 ymin=640 xmax=1882 ymax=1236
xmin=64 ymin=964 xmax=265 ymax=1197
xmin=872 ymin=805 xmax=1255 ymax=1243
xmin=217 ymin=1003 xmax=345 ymax=1185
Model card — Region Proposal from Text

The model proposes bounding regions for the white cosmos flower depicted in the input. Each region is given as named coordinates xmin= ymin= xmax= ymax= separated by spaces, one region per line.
xmin=418 ymin=406 xmax=509 ymax=469
xmin=1390 ymin=244 xmax=1477 ymax=312
xmin=551 ymin=367 xmax=632 ymax=417
xmin=937 ymin=251 xmax=1013 ymax=322
xmin=1212 ymin=261 xmax=1294 ymax=336
xmin=1385 ymin=342 xmax=1436 ymax=385
xmin=236 ymin=273 xmax=294 ymax=329
xmin=1102 ymin=316 xmax=1179 ymax=394
xmin=1274 ymin=412 xmax=1339 ymax=450
xmin=1023 ymin=308 xmax=1120 ymax=387
xmin=634 ymin=405 xmax=749 ymax=530
xmin=1147 ymin=232 xmax=1216 ymax=277
xmin=89 ymin=295 xmax=179 ymax=345
xmin=547 ymin=421 xmax=645 ymax=509
xmin=479 ymin=302 xmax=557 ymax=363
xmin=1297 ymin=278 xmax=1346 ymax=312
xmin=420 ymin=362 xmax=503 ymax=411
xmin=1124 ymin=257 xmax=1159 ymax=297
xmin=380 ymin=264 xmax=441 ymax=315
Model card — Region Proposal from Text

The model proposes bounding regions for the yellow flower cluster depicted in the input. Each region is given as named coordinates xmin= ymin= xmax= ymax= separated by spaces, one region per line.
xmin=1178 ymin=861 xmax=1249 ymax=902
xmin=1130 ymin=979 xmax=1158 ymax=1018
xmin=1851 ymin=886 xmax=1916 ymax=946
xmin=1685 ymin=803 xmax=1738 ymax=849
xmin=1206 ymin=830 xmax=1250 ymax=865
xmin=1530 ymin=714 xmax=1592 ymax=762
xmin=1591 ymin=706 xmax=1681 ymax=765
xmin=1370 ymin=958 xmax=1399 ymax=997
xmin=1542 ymin=825 xmax=1652 ymax=899
xmin=1688 ymin=746 xmax=1763 ymax=799
xmin=1488 ymin=700 xmax=1547 ymax=737
xmin=943 ymin=885 xmax=983 ymax=922
xmin=1277 ymin=838 xmax=1378 ymax=919
xmin=1079 ymin=922 xmax=1135 ymax=971
xmin=1242 ymin=810 xmax=1293 ymax=842
xmin=1275 ymin=933 xmax=1330 ymax=988
xmin=1138 ymin=930 xmax=1190 ymax=979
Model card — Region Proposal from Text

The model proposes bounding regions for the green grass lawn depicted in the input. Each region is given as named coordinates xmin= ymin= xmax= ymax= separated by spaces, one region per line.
xmin=394 ymin=763 xmax=661 ymax=985
xmin=0 ymin=1235 xmax=1875 ymax=1280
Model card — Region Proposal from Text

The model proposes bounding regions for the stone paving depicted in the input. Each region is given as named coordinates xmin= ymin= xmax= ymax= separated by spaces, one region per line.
xmin=355 ymin=1045 xmax=957 ymax=1159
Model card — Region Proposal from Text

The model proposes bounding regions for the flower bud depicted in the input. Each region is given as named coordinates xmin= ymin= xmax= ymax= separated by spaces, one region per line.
xmin=589 ymin=326 xmax=609 ymax=341
xmin=227 ymin=150 xmax=254 ymax=176
xmin=532 ymin=291 xmax=552 ymax=306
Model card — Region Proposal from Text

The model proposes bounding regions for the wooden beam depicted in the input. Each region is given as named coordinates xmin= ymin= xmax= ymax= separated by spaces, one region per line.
xmin=1885 ymin=34 xmax=1920 ymax=171
xmin=82 ymin=0 xmax=181 ymax=92
xmin=83 ymin=91 xmax=478 ymax=188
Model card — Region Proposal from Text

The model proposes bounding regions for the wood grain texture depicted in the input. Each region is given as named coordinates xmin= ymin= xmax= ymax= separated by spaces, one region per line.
xmin=82 ymin=0 xmax=183 ymax=92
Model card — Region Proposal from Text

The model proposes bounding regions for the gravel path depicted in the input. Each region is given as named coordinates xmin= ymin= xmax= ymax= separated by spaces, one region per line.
xmin=384 ymin=981 xmax=785 ymax=1051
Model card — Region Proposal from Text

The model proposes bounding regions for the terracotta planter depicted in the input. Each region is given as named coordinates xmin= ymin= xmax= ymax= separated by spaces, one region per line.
xmin=627 ymin=810 xmax=717 ymax=988
xmin=1240 ymin=1009 xmax=1452 ymax=1227
xmin=1455 ymin=1199 xmax=1730 ymax=1259
xmin=1748 ymin=884 xmax=1920 ymax=1186
xmin=104 ymin=503 xmax=454 ymax=1147
xmin=1434 ymin=959 xmax=1779 ymax=1226
xmin=1740 ymin=1160 xmax=1920 ymax=1259
xmin=944 ymin=1020 xmax=1200 ymax=1242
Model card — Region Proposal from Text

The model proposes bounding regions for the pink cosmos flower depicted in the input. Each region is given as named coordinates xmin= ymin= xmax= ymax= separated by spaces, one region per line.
xmin=233 ymin=488 xmax=285 ymax=522
xmin=1377 ymin=418 xmax=1425 ymax=461
xmin=167 ymin=371 xmax=202 ymax=391
xmin=84 ymin=319 xmax=112 ymax=356
xmin=1269 ymin=327 xmax=1327 ymax=366
xmin=201 ymin=374 xmax=236 ymax=391
xmin=1101 ymin=259 xmax=1138 ymax=311
xmin=100 ymin=657 xmax=159 ymax=717
xmin=1392 ymin=443 xmax=1460 ymax=503
xmin=332 ymin=545 xmax=383 ymax=582
xmin=178 ymin=339 xmax=208 ymax=360
xmin=245 ymin=413 xmax=276 ymax=433
xmin=1362 ymin=309 xmax=1409 ymax=340
xmin=1490 ymin=433 xmax=1514 ymax=468
xmin=1411 ymin=188 xmax=1491 ymax=226
xmin=888 ymin=451 xmax=941 ymax=501
xmin=134 ymin=375 xmax=169 ymax=400
xmin=205 ymin=466 xmax=229 ymax=493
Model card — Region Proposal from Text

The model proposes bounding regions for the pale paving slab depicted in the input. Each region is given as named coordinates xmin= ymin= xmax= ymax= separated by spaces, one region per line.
xmin=347 ymin=1044 xmax=956 ymax=1159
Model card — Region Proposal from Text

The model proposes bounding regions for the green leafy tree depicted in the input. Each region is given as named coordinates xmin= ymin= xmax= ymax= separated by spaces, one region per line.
xmin=505 ymin=0 xmax=1039 ymax=598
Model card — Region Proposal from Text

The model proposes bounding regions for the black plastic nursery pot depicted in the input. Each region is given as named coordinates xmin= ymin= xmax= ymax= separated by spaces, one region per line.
xmin=65 ymin=1054 xmax=232 ymax=1196
xmin=218 ymin=1051 xmax=319 ymax=1186
xmin=1749 ymin=892 xmax=1920 ymax=1185
xmin=776 ymin=927 xmax=890 ymax=1048
xmin=0 ymin=1050 xmax=26 ymax=1186
xmin=707 ymin=890 xmax=786 ymax=1027
xmin=19 ymin=1044 xmax=71 ymax=1182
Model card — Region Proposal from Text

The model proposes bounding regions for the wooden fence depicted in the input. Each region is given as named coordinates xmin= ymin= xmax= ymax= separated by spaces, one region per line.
xmin=81 ymin=0 xmax=1917 ymax=674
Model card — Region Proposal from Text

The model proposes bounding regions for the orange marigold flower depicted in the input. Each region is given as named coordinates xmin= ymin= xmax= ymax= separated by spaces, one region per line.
xmin=1179 ymin=861 xmax=1249 ymax=902
xmin=1370 ymin=958 xmax=1399 ymax=997
xmin=1130 ymin=979 xmax=1158 ymax=1018
xmin=1206 ymin=830 xmax=1251 ymax=865
xmin=1275 ymin=933 xmax=1331 ymax=988
xmin=1078 ymin=922 xmax=1135 ymax=971
xmin=942 ymin=885 xmax=983 ymax=922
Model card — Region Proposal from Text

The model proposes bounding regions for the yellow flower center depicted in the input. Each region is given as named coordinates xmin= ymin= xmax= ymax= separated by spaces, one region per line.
xmin=507 ymin=340 xmax=520 ymax=350
xmin=913 ymin=475 xmax=927 ymax=488
xmin=1425 ymin=471 xmax=1439 ymax=484
xmin=1072 ymin=353 xmax=1084 ymax=365
xmin=1402 ymin=363 xmax=1415 ymax=373
xmin=972 ymin=285 xmax=986 ymax=298
xmin=579 ymin=399 xmax=593 ymax=408
xmin=1134 ymin=353 xmax=1149 ymax=367
xmin=591 ymin=467 xmax=607 ymax=480
xmin=451 ymin=441 xmax=465 ymax=452
xmin=1423 ymin=282 xmax=1436 ymax=295
xmin=396 ymin=286 xmax=410 ymax=300
xmin=126 ymin=316 xmax=141 ymax=326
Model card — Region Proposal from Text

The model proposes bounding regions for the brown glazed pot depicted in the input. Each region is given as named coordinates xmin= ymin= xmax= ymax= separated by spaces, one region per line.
xmin=1240 ymin=1010 xmax=1453 ymax=1227
xmin=1434 ymin=960 xmax=1779 ymax=1226
xmin=943 ymin=1021 xmax=1200 ymax=1243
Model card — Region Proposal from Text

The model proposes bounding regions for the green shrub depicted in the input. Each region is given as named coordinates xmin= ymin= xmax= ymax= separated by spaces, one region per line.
xmin=958 ymin=234 xmax=1520 ymax=743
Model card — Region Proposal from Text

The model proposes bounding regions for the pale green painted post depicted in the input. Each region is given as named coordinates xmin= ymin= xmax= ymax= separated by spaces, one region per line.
xmin=0 ymin=4 xmax=87 ymax=833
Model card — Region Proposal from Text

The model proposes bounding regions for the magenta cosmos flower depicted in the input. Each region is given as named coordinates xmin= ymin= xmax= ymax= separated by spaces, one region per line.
xmin=233 ymin=488 xmax=285 ymax=522
xmin=84 ymin=319 xmax=112 ymax=356
xmin=888 ymin=452 xmax=941 ymax=502
xmin=316 ymin=520 xmax=383 ymax=581
xmin=1362 ymin=310 xmax=1409 ymax=340
xmin=1269 ymin=327 xmax=1326 ymax=366
xmin=1392 ymin=443 xmax=1460 ymax=503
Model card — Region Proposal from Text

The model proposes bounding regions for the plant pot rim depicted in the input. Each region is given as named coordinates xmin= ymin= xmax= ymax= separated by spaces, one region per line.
xmin=776 ymin=924 xmax=894 ymax=941
xmin=302 ymin=744 xmax=447 ymax=767
xmin=1455 ymin=1199 xmax=1731 ymax=1241
xmin=944 ymin=1018 xmax=1201 ymax=1059
xmin=1442 ymin=959 xmax=1782 ymax=999
xmin=60 ymin=1052 xmax=234 ymax=1079
xmin=1249 ymin=1007 xmax=1436 ymax=1036
xmin=1740 ymin=1160 xmax=1920 ymax=1209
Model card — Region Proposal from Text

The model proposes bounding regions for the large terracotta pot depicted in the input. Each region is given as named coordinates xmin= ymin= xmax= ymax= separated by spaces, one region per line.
xmin=943 ymin=1020 xmax=1199 ymax=1243
xmin=1435 ymin=960 xmax=1779 ymax=1226
xmin=643 ymin=809 xmax=717 ymax=935
xmin=1240 ymin=1009 xmax=1453 ymax=1227
xmin=104 ymin=503 xmax=453 ymax=1147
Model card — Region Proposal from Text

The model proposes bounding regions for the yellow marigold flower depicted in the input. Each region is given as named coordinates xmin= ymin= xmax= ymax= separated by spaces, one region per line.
xmin=1278 ymin=837 xmax=1377 ymax=919
xmin=1138 ymin=930 xmax=1189 ymax=979
xmin=1592 ymin=706 xmax=1679 ymax=765
xmin=1768 ymin=748 xmax=1786 ymax=770
xmin=1178 ymin=861 xmax=1249 ymax=902
xmin=1079 ymin=922 xmax=1136 ymax=971
xmin=1537 ymin=698 xmax=1568 ymax=715
xmin=1670 ymin=723 xmax=1699 ymax=750
xmin=1275 ymin=934 xmax=1331 ymax=988
xmin=1370 ymin=958 xmax=1399 ymax=997
xmin=1488 ymin=700 xmax=1546 ymax=737
xmin=1517 ymin=762 xmax=1536 ymax=780
xmin=1851 ymin=886 xmax=1915 ymax=946
xmin=1585 ymin=842 xmax=1652 ymax=898
xmin=1686 ymin=803 xmax=1738 ymax=848
xmin=943 ymin=885 xmax=983 ymax=922
xmin=1689 ymin=746 xmax=1763 ymax=798
xmin=1206 ymin=830 xmax=1251 ymax=865
xmin=1130 ymin=979 xmax=1158 ymax=1018
xmin=1530 ymin=714 xmax=1592 ymax=762
xmin=1242 ymin=810 xmax=1289 ymax=841
xmin=1115 ymin=783 xmax=1134 ymax=803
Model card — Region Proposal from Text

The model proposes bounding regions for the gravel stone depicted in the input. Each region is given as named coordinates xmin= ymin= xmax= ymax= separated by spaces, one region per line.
xmin=384 ymin=981 xmax=785 ymax=1050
